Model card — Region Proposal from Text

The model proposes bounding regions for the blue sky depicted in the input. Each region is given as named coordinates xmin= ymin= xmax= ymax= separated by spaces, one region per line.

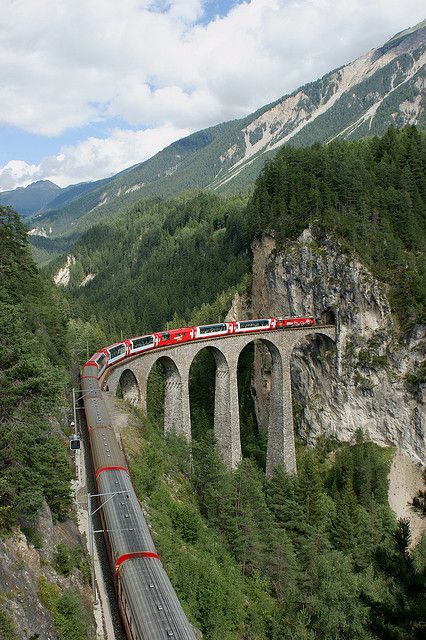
xmin=0 ymin=0 xmax=424 ymax=191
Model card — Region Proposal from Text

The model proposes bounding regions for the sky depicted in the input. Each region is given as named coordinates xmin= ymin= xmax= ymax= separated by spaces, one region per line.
xmin=0 ymin=0 xmax=424 ymax=192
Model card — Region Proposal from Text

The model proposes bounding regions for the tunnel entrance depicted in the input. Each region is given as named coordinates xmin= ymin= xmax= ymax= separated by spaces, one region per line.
xmin=320 ymin=307 xmax=336 ymax=325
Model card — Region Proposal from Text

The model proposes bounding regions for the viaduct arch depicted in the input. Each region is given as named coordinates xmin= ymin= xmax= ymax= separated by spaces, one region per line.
xmin=105 ymin=325 xmax=336 ymax=475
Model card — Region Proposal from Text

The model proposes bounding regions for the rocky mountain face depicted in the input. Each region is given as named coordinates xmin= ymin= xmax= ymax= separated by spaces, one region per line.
xmin=0 ymin=503 xmax=95 ymax=639
xmin=250 ymin=230 xmax=425 ymax=465
xmin=28 ymin=20 xmax=425 ymax=245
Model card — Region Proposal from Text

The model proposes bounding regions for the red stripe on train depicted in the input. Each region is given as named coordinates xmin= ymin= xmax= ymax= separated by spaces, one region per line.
xmin=96 ymin=465 xmax=129 ymax=478
xmin=115 ymin=552 xmax=160 ymax=573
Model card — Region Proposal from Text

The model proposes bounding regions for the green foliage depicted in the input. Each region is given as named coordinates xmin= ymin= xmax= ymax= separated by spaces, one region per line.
xmin=249 ymin=127 xmax=426 ymax=332
xmin=0 ymin=206 xmax=72 ymax=530
xmin=38 ymin=577 xmax=92 ymax=640
xmin=123 ymin=396 xmax=425 ymax=640
xmin=412 ymin=469 xmax=426 ymax=517
xmin=0 ymin=608 xmax=18 ymax=640
xmin=406 ymin=360 xmax=426 ymax=391
xmin=54 ymin=543 xmax=74 ymax=576
xmin=22 ymin=527 xmax=44 ymax=549
xmin=55 ymin=191 xmax=250 ymax=340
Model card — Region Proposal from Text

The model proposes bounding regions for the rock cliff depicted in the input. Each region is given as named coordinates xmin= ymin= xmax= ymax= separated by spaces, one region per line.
xmin=0 ymin=503 xmax=95 ymax=639
xmin=250 ymin=229 xmax=425 ymax=465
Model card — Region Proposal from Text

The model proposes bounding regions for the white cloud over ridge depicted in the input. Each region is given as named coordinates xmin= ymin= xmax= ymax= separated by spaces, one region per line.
xmin=0 ymin=125 xmax=189 ymax=190
xmin=0 ymin=0 xmax=424 ymax=189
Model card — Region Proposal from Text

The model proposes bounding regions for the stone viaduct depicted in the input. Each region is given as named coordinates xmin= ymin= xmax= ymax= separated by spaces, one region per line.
xmin=104 ymin=325 xmax=336 ymax=475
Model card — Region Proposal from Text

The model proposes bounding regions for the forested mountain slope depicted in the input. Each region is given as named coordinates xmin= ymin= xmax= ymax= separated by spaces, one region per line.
xmin=54 ymin=127 xmax=425 ymax=340
xmin=0 ymin=206 xmax=95 ymax=639
xmin=29 ymin=19 xmax=425 ymax=248
xmin=49 ymin=191 xmax=251 ymax=338
xmin=0 ymin=206 xmax=72 ymax=527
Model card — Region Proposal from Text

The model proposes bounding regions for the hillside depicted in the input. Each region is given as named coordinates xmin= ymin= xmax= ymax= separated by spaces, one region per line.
xmin=29 ymin=19 xmax=425 ymax=249
xmin=53 ymin=127 xmax=425 ymax=337
xmin=0 ymin=205 xmax=95 ymax=639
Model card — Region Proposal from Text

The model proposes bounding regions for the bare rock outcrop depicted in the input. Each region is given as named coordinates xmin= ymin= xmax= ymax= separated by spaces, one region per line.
xmin=0 ymin=503 xmax=94 ymax=639
xmin=251 ymin=229 xmax=425 ymax=465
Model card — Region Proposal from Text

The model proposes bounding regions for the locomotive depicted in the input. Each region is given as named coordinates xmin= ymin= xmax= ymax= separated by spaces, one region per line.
xmin=86 ymin=316 xmax=315 ymax=379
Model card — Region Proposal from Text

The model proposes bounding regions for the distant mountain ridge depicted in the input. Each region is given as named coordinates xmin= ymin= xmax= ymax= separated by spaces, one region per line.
xmin=26 ymin=19 xmax=426 ymax=244
xmin=0 ymin=180 xmax=61 ymax=216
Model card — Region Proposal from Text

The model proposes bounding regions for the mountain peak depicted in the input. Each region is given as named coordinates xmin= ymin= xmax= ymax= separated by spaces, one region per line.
xmin=0 ymin=179 xmax=62 ymax=217
xmin=28 ymin=179 xmax=60 ymax=189
xmin=387 ymin=18 xmax=426 ymax=44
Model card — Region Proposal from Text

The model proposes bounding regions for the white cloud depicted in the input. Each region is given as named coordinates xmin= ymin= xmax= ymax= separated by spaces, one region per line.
xmin=0 ymin=125 xmax=190 ymax=189
xmin=0 ymin=0 xmax=424 ymax=187
xmin=0 ymin=160 xmax=40 ymax=191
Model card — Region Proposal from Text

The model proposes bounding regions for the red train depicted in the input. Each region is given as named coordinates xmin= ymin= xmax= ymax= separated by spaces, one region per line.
xmin=85 ymin=316 xmax=315 ymax=378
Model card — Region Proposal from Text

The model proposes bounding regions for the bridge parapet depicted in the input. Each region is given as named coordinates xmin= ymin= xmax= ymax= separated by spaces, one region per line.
xmin=104 ymin=324 xmax=336 ymax=475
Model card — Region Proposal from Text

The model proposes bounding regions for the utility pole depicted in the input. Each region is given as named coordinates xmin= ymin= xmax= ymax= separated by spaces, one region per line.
xmin=87 ymin=492 xmax=97 ymax=604
xmin=86 ymin=490 xmax=129 ymax=606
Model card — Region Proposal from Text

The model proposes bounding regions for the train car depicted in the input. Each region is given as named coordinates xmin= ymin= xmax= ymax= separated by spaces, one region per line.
xmin=104 ymin=341 xmax=129 ymax=366
xmin=234 ymin=318 xmax=276 ymax=333
xmin=82 ymin=351 xmax=108 ymax=379
xmin=153 ymin=326 xmax=194 ymax=349
xmin=128 ymin=334 xmax=157 ymax=355
xmin=87 ymin=317 xmax=316 ymax=378
xmin=193 ymin=322 xmax=233 ymax=339
xmin=81 ymin=374 xmax=197 ymax=640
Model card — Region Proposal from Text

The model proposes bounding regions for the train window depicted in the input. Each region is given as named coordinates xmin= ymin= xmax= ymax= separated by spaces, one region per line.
xmin=199 ymin=323 xmax=227 ymax=334
xmin=108 ymin=344 xmax=126 ymax=360
xmin=238 ymin=319 xmax=269 ymax=329
xmin=96 ymin=354 xmax=106 ymax=368
xmin=131 ymin=335 xmax=154 ymax=349
xmin=161 ymin=332 xmax=170 ymax=341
